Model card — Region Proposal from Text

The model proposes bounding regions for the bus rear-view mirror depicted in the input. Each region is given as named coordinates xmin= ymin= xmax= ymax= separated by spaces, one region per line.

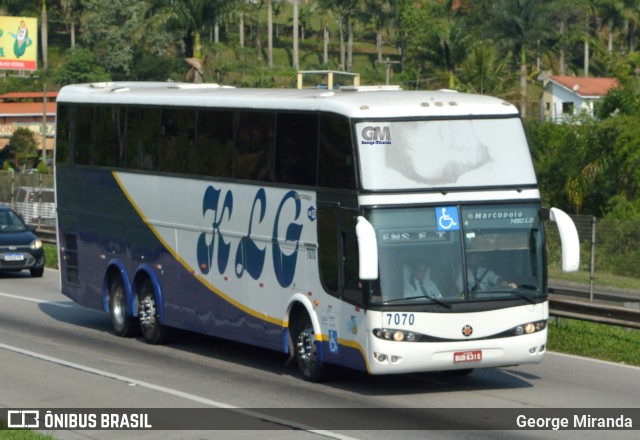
xmin=550 ymin=207 xmax=580 ymax=272
xmin=356 ymin=216 xmax=378 ymax=280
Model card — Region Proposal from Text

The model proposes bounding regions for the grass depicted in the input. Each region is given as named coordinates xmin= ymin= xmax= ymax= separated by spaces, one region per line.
xmin=549 ymin=267 xmax=640 ymax=291
xmin=0 ymin=421 xmax=54 ymax=439
xmin=548 ymin=318 xmax=640 ymax=366
xmin=43 ymin=244 xmax=58 ymax=269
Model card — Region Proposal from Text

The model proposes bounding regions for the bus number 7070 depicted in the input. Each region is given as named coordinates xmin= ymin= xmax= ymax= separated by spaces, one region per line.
xmin=386 ymin=313 xmax=415 ymax=326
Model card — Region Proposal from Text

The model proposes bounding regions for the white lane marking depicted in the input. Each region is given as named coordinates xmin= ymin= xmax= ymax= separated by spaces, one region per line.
xmin=0 ymin=342 xmax=359 ymax=440
xmin=0 ymin=291 xmax=73 ymax=308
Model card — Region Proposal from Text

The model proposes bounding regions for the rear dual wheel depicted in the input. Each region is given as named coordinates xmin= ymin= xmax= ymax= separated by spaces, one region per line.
xmin=109 ymin=275 xmax=138 ymax=337
xmin=138 ymin=279 xmax=168 ymax=344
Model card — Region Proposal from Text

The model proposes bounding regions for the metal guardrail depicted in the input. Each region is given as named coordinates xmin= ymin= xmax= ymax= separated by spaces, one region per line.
xmin=36 ymin=228 xmax=56 ymax=244
xmin=549 ymin=294 xmax=640 ymax=329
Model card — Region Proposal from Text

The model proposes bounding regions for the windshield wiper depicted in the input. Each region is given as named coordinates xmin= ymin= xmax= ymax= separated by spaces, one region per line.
xmin=383 ymin=295 xmax=452 ymax=309
xmin=470 ymin=285 xmax=539 ymax=304
xmin=511 ymin=285 xmax=540 ymax=304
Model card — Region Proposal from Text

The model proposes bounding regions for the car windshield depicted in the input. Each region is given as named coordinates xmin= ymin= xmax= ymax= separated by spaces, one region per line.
xmin=0 ymin=210 xmax=28 ymax=232
xmin=365 ymin=203 xmax=545 ymax=306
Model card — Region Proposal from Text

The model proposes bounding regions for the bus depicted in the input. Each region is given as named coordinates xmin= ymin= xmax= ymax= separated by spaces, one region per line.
xmin=54 ymin=82 xmax=580 ymax=381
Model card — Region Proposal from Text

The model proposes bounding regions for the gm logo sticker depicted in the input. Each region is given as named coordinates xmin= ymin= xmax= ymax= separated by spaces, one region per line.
xmin=361 ymin=125 xmax=391 ymax=145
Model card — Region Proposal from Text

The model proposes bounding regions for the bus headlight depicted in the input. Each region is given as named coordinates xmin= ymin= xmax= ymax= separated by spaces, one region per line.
xmin=373 ymin=328 xmax=422 ymax=342
xmin=510 ymin=320 xmax=546 ymax=336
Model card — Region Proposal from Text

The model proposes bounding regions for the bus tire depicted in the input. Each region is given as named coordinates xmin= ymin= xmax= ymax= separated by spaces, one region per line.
xmin=138 ymin=279 xmax=168 ymax=345
xmin=294 ymin=312 xmax=328 ymax=382
xmin=109 ymin=275 xmax=137 ymax=337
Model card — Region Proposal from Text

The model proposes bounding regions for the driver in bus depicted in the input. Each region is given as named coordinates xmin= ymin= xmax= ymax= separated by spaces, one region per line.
xmin=403 ymin=261 xmax=443 ymax=299
xmin=462 ymin=253 xmax=517 ymax=292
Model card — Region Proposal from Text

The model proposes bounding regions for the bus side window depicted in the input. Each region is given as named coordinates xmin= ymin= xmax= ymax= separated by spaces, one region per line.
xmin=94 ymin=106 xmax=125 ymax=167
xmin=55 ymin=104 xmax=71 ymax=165
xmin=159 ymin=109 xmax=196 ymax=174
xmin=194 ymin=110 xmax=234 ymax=178
xmin=74 ymin=105 xmax=94 ymax=165
xmin=318 ymin=113 xmax=355 ymax=189
xmin=235 ymin=111 xmax=275 ymax=182
xmin=125 ymin=107 xmax=160 ymax=171
xmin=275 ymin=112 xmax=318 ymax=186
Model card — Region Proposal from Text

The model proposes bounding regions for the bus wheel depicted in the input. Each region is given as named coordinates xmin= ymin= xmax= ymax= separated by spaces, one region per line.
xmin=138 ymin=280 xmax=167 ymax=345
xmin=109 ymin=275 xmax=137 ymax=337
xmin=294 ymin=313 xmax=327 ymax=382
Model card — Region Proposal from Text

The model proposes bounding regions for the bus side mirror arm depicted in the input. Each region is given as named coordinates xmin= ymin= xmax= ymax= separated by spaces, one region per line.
xmin=550 ymin=207 xmax=580 ymax=272
xmin=356 ymin=216 xmax=379 ymax=280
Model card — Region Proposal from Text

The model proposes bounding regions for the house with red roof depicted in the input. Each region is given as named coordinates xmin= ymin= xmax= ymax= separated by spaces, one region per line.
xmin=540 ymin=75 xmax=618 ymax=122
xmin=0 ymin=91 xmax=57 ymax=165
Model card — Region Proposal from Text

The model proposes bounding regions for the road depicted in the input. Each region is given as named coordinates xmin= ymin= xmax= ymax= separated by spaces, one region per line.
xmin=0 ymin=269 xmax=638 ymax=440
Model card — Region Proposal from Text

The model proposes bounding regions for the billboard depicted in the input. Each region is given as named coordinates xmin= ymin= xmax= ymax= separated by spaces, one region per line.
xmin=0 ymin=16 xmax=38 ymax=71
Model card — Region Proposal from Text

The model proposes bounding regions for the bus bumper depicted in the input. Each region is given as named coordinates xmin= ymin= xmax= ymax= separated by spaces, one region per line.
xmin=365 ymin=329 xmax=547 ymax=375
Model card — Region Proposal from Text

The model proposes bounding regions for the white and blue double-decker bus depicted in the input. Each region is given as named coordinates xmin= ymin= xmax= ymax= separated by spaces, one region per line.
xmin=54 ymin=82 xmax=579 ymax=381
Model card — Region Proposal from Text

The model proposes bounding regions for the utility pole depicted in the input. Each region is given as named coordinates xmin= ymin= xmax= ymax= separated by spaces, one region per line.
xmin=376 ymin=57 xmax=401 ymax=85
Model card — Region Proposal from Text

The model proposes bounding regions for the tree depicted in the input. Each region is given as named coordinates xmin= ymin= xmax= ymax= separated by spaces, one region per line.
xmin=293 ymin=0 xmax=299 ymax=70
xmin=319 ymin=0 xmax=359 ymax=70
xmin=9 ymin=128 xmax=38 ymax=171
xmin=56 ymin=0 xmax=83 ymax=48
xmin=267 ymin=0 xmax=273 ymax=67
xmin=400 ymin=0 xmax=470 ymax=89
xmin=486 ymin=0 xmax=553 ymax=116
xmin=361 ymin=0 xmax=397 ymax=63
xmin=80 ymin=0 xmax=153 ymax=79
xmin=41 ymin=0 xmax=48 ymax=70
xmin=459 ymin=45 xmax=512 ymax=95
xmin=55 ymin=47 xmax=110 ymax=85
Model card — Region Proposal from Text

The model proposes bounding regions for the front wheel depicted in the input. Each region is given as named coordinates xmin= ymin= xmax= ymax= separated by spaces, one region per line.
xmin=30 ymin=267 xmax=44 ymax=277
xmin=138 ymin=280 xmax=168 ymax=344
xmin=294 ymin=313 xmax=328 ymax=382
xmin=109 ymin=275 xmax=137 ymax=337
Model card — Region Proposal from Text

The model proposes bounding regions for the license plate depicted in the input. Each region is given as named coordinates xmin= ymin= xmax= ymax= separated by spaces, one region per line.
xmin=4 ymin=254 xmax=24 ymax=261
xmin=453 ymin=350 xmax=482 ymax=363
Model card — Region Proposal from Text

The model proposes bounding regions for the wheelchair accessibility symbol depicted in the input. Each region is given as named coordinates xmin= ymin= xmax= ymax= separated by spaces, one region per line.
xmin=436 ymin=206 xmax=459 ymax=231
xmin=328 ymin=330 xmax=339 ymax=354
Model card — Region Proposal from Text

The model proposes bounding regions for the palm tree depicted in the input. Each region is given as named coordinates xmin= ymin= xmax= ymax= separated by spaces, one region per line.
xmin=361 ymin=0 xmax=397 ymax=63
xmin=549 ymin=0 xmax=590 ymax=75
xmin=400 ymin=0 xmax=470 ymax=90
xmin=293 ymin=0 xmax=299 ymax=70
xmin=267 ymin=0 xmax=273 ymax=68
xmin=57 ymin=0 xmax=82 ymax=48
xmin=621 ymin=0 xmax=640 ymax=52
xmin=459 ymin=45 xmax=512 ymax=95
xmin=487 ymin=0 xmax=552 ymax=116
xmin=41 ymin=0 xmax=48 ymax=70
xmin=149 ymin=0 xmax=227 ymax=59
xmin=599 ymin=0 xmax=625 ymax=53
xmin=320 ymin=0 xmax=359 ymax=70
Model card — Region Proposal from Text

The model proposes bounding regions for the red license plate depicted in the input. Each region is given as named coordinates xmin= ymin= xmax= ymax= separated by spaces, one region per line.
xmin=453 ymin=350 xmax=482 ymax=363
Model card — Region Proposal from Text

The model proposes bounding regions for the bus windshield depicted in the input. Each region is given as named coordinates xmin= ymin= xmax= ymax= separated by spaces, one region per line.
xmin=367 ymin=203 xmax=545 ymax=305
xmin=356 ymin=117 xmax=537 ymax=191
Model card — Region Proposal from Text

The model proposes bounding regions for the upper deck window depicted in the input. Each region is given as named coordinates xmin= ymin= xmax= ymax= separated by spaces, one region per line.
xmin=355 ymin=117 xmax=536 ymax=191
